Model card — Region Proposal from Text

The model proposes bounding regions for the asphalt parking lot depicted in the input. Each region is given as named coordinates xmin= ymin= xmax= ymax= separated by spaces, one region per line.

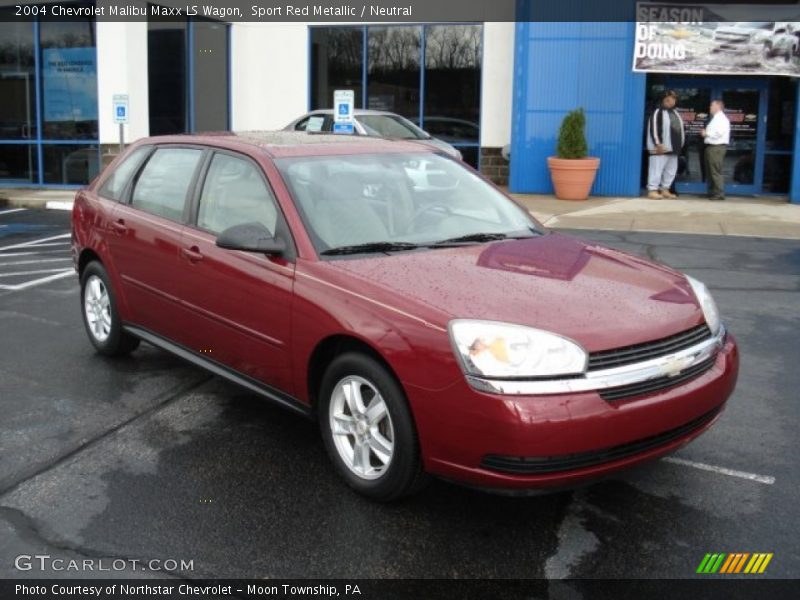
xmin=0 ymin=208 xmax=798 ymax=580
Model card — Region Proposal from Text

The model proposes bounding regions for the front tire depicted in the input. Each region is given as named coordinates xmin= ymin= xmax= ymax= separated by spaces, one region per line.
xmin=319 ymin=352 xmax=427 ymax=501
xmin=80 ymin=261 xmax=139 ymax=356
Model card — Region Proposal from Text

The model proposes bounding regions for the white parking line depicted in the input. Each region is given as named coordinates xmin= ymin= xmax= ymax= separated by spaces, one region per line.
xmin=663 ymin=457 xmax=775 ymax=485
xmin=0 ymin=258 xmax=72 ymax=267
xmin=0 ymin=208 xmax=27 ymax=216
xmin=0 ymin=269 xmax=73 ymax=291
xmin=0 ymin=268 xmax=73 ymax=278
xmin=0 ymin=232 xmax=71 ymax=252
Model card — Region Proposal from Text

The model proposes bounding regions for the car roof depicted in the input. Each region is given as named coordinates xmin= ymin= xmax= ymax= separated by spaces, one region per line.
xmin=135 ymin=130 xmax=433 ymax=158
xmin=307 ymin=109 xmax=402 ymax=117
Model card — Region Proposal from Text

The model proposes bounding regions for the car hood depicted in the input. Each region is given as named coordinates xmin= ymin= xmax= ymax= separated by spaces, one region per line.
xmin=324 ymin=233 xmax=706 ymax=353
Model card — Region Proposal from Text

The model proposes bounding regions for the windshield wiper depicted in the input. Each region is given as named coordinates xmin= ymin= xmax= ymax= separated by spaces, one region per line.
xmin=320 ymin=241 xmax=421 ymax=256
xmin=431 ymin=229 xmax=542 ymax=247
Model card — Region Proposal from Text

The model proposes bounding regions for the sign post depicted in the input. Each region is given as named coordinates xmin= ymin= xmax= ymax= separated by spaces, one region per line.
xmin=332 ymin=89 xmax=355 ymax=134
xmin=112 ymin=94 xmax=129 ymax=153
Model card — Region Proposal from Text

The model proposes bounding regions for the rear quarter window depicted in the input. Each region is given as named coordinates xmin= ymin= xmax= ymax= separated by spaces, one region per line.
xmin=98 ymin=147 xmax=150 ymax=201
xmin=131 ymin=148 xmax=204 ymax=221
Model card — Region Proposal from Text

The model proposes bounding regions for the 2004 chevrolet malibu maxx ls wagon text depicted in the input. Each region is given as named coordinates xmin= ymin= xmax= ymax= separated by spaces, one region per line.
xmin=71 ymin=132 xmax=739 ymax=500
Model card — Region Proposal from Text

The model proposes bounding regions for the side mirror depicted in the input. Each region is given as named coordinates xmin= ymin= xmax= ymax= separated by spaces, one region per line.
xmin=216 ymin=223 xmax=286 ymax=256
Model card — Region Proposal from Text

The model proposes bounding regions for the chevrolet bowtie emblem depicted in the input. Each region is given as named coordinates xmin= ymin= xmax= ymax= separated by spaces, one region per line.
xmin=662 ymin=356 xmax=691 ymax=377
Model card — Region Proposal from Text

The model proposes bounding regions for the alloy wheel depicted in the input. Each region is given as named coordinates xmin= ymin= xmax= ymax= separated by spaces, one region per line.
xmin=328 ymin=375 xmax=395 ymax=480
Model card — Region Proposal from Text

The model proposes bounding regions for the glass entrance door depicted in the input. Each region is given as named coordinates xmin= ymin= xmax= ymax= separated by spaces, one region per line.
xmin=0 ymin=15 xmax=37 ymax=184
xmin=646 ymin=77 xmax=769 ymax=196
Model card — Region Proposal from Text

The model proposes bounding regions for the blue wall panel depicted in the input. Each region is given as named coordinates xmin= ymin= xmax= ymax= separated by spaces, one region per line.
xmin=510 ymin=19 xmax=647 ymax=196
xmin=792 ymin=79 xmax=800 ymax=204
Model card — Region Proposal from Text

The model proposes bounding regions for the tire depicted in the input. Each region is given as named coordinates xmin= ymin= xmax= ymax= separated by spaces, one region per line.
xmin=318 ymin=352 xmax=427 ymax=501
xmin=80 ymin=261 xmax=139 ymax=357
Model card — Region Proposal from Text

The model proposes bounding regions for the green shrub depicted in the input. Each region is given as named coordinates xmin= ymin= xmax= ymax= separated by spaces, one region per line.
xmin=556 ymin=108 xmax=588 ymax=159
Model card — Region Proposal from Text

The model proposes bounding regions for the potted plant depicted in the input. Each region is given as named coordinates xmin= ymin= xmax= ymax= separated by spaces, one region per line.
xmin=547 ymin=108 xmax=600 ymax=201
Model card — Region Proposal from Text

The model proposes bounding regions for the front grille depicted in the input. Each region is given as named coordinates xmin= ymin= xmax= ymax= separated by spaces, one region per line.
xmin=599 ymin=357 xmax=716 ymax=402
xmin=480 ymin=406 xmax=721 ymax=475
xmin=587 ymin=324 xmax=712 ymax=371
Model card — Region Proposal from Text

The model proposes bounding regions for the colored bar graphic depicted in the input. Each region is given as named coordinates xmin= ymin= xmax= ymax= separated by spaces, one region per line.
xmin=701 ymin=552 xmax=773 ymax=575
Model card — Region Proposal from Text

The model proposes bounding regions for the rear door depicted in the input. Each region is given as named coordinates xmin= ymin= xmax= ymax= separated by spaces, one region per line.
xmin=176 ymin=150 xmax=297 ymax=394
xmin=106 ymin=146 xmax=205 ymax=340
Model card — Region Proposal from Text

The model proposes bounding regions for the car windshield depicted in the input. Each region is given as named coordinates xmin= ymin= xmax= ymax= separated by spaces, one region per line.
xmin=357 ymin=115 xmax=429 ymax=140
xmin=276 ymin=153 xmax=542 ymax=256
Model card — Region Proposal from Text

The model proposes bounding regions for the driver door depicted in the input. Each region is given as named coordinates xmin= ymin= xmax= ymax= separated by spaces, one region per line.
xmin=176 ymin=151 xmax=297 ymax=394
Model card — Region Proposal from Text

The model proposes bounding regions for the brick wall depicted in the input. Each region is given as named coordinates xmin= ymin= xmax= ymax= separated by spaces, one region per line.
xmin=480 ymin=147 xmax=509 ymax=186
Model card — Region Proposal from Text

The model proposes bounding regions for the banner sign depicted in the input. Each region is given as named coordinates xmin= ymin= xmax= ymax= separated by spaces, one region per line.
xmin=634 ymin=2 xmax=800 ymax=77
xmin=42 ymin=47 xmax=98 ymax=122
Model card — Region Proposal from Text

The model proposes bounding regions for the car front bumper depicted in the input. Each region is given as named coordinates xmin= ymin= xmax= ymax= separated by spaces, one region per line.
xmin=407 ymin=333 xmax=739 ymax=490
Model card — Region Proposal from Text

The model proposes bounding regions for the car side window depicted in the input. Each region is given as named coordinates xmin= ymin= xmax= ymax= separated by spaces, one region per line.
xmin=98 ymin=147 xmax=150 ymax=201
xmin=294 ymin=117 xmax=310 ymax=131
xmin=130 ymin=148 xmax=203 ymax=221
xmin=196 ymin=153 xmax=278 ymax=236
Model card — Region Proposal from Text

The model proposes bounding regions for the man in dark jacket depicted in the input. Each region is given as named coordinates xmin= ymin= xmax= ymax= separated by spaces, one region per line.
xmin=645 ymin=90 xmax=685 ymax=199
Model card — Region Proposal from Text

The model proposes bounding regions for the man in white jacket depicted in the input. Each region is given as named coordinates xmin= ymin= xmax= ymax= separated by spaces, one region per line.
xmin=701 ymin=100 xmax=731 ymax=201
xmin=645 ymin=90 xmax=685 ymax=199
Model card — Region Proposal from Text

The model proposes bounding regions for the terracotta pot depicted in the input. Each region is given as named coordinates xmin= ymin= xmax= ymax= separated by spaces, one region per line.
xmin=547 ymin=156 xmax=600 ymax=201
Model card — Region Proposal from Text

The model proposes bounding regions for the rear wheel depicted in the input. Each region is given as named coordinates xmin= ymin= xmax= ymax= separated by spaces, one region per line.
xmin=319 ymin=352 xmax=427 ymax=501
xmin=80 ymin=261 xmax=139 ymax=356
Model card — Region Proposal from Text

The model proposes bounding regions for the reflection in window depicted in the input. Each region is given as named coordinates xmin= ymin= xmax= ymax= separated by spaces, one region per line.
xmin=367 ymin=26 xmax=420 ymax=118
xmin=193 ymin=21 xmax=229 ymax=131
xmin=132 ymin=148 xmax=203 ymax=221
xmin=0 ymin=12 xmax=36 ymax=141
xmin=423 ymin=25 xmax=481 ymax=144
xmin=148 ymin=20 xmax=187 ymax=135
xmin=42 ymin=144 xmax=99 ymax=184
xmin=99 ymin=147 xmax=151 ymax=201
xmin=310 ymin=27 xmax=363 ymax=109
xmin=198 ymin=154 xmax=278 ymax=235
xmin=39 ymin=17 xmax=98 ymax=140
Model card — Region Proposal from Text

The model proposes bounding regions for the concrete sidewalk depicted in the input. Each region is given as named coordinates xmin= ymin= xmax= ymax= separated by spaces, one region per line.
xmin=3 ymin=187 xmax=799 ymax=240
xmin=512 ymin=193 xmax=800 ymax=240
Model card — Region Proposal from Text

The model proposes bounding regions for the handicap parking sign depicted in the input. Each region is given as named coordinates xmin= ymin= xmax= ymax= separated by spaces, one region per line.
xmin=112 ymin=94 xmax=129 ymax=124
xmin=338 ymin=103 xmax=349 ymax=116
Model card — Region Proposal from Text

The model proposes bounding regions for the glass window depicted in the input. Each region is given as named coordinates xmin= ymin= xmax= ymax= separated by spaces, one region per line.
xmin=193 ymin=20 xmax=229 ymax=131
xmin=367 ymin=26 xmax=421 ymax=118
xmin=358 ymin=114 xmax=427 ymax=139
xmin=423 ymin=25 xmax=481 ymax=146
xmin=197 ymin=153 xmax=278 ymax=235
xmin=39 ymin=16 xmax=98 ymax=140
xmin=0 ymin=143 xmax=37 ymax=183
xmin=0 ymin=11 xmax=36 ymax=141
xmin=147 ymin=19 xmax=187 ymax=135
xmin=766 ymin=77 xmax=796 ymax=152
xmin=763 ymin=154 xmax=791 ymax=194
xmin=131 ymin=148 xmax=202 ymax=221
xmin=98 ymin=147 xmax=151 ymax=201
xmin=42 ymin=144 xmax=99 ymax=184
xmin=310 ymin=27 xmax=363 ymax=110
xmin=276 ymin=153 xmax=537 ymax=253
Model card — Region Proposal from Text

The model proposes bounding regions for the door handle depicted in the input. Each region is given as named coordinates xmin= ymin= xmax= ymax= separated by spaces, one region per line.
xmin=110 ymin=219 xmax=128 ymax=234
xmin=180 ymin=246 xmax=204 ymax=263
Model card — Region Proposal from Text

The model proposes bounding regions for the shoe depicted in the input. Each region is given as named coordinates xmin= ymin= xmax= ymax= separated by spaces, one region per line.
xmin=647 ymin=190 xmax=662 ymax=199
xmin=660 ymin=189 xmax=677 ymax=199
xmin=708 ymin=195 xmax=725 ymax=201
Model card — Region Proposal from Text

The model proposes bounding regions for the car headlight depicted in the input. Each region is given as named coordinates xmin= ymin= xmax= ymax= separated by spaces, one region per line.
xmin=449 ymin=320 xmax=587 ymax=379
xmin=686 ymin=275 xmax=721 ymax=335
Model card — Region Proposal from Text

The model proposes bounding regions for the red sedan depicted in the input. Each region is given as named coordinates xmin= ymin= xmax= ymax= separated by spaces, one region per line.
xmin=71 ymin=132 xmax=738 ymax=500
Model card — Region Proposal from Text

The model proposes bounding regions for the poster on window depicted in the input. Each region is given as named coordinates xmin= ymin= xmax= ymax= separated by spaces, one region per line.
xmin=634 ymin=2 xmax=800 ymax=77
xmin=42 ymin=47 xmax=98 ymax=123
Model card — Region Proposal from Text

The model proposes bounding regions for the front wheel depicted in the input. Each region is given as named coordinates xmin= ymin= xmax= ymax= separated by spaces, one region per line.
xmin=80 ymin=261 xmax=139 ymax=356
xmin=319 ymin=353 xmax=427 ymax=501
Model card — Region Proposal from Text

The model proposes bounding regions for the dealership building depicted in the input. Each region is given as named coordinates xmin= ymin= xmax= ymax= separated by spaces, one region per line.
xmin=1 ymin=2 xmax=799 ymax=204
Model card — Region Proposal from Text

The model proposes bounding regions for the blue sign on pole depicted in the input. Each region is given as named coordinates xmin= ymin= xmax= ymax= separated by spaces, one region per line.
xmin=333 ymin=122 xmax=355 ymax=135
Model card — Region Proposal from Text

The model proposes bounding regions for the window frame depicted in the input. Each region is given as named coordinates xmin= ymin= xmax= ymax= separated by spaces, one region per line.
xmin=186 ymin=148 xmax=298 ymax=261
